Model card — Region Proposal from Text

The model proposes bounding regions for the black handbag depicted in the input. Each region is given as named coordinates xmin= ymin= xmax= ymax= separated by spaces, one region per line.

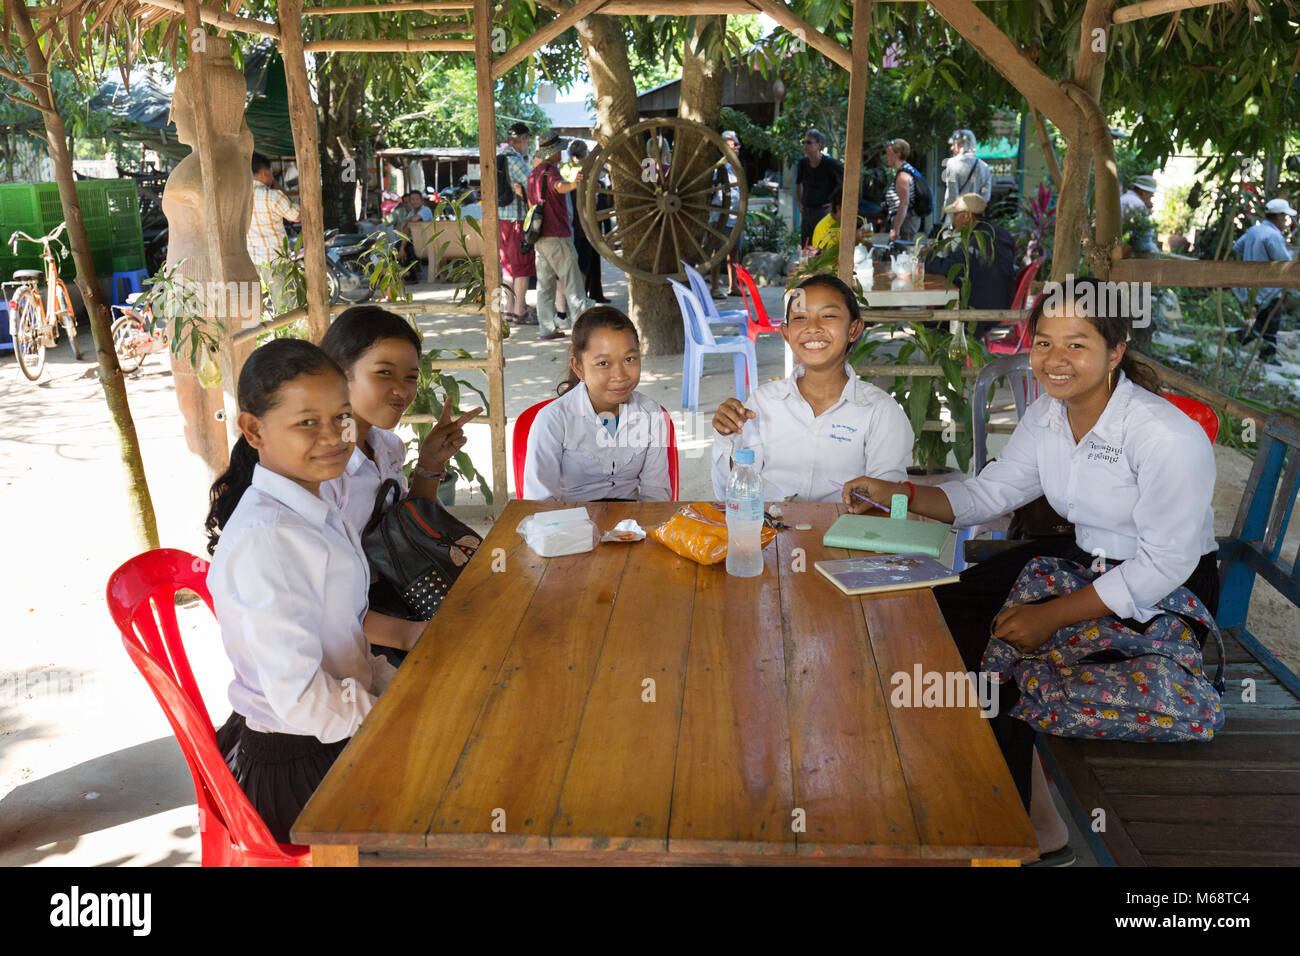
xmin=361 ymin=479 xmax=482 ymax=621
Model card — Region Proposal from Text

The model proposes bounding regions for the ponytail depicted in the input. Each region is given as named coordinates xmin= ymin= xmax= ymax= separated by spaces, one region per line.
xmin=1119 ymin=350 xmax=1160 ymax=394
xmin=205 ymin=436 xmax=259 ymax=555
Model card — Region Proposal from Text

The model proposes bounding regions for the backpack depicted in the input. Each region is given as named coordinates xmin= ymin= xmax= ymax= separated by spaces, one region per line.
xmin=495 ymin=153 xmax=516 ymax=209
xmin=901 ymin=161 xmax=933 ymax=219
xmin=981 ymin=556 xmax=1226 ymax=742
xmin=521 ymin=201 xmax=545 ymax=251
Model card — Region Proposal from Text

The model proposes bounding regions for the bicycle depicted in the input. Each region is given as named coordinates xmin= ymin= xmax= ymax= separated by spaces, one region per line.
xmin=110 ymin=285 xmax=168 ymax=375
xmin=5 ymin=222 xmax=81 ymax=381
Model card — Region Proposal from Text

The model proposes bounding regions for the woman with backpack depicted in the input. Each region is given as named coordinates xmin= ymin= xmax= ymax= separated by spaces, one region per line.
xmin=884 ymin=138 xmax=931 ymax=241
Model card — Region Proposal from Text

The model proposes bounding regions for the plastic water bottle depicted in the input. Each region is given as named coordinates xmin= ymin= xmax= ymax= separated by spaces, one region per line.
xmin=726 ymin=448 xmax=764 ymax=577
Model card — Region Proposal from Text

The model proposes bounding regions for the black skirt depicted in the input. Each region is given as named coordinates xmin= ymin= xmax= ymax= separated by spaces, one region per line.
xmin=931 ymin=539 xmax=1220 ymax=808
xmin=215 ymin=711 xmax=350 ymax=845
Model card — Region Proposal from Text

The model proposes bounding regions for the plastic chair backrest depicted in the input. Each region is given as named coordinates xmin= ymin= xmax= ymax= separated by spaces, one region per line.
xmin=514 ymin=398 xmax=680 ymax=500
xmin=732 ymin=264 xmax=780 ymax=339
xmin=1164 ymin=393 xmax=1220 ymax=444
xmin=106 ymin=549 xmax=310 ymax=866
xmin=972 ymin=354 xmax=1041 ymax=473
xmin=681 ymin=261 xmax=746 ymax=334
xmin=668 ymin=277 xmax=717 ymax=348
xmin=1010 ymin=258 xmax=1042 ymax=311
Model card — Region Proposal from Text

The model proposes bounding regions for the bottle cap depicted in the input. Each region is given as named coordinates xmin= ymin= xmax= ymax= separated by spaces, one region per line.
xmin=734 ymin=448 xmax=755 ymax=465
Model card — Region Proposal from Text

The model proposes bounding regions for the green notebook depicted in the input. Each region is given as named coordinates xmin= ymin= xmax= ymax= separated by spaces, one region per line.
xmin=822 ymin=514 xmax=953 ymax=558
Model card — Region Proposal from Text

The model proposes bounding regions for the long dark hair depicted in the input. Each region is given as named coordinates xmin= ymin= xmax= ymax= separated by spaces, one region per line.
xmin=319 ymin=305 xmax=423 ymax=371
xmin=557 ymin=306 xmax=640 ymax=396
xmin=204 ymin=339 xmax=346 ymax=555
xmin=1028 ymin=276 xmax=1159 ymax=393
xmin=785 ymin=273 xmax=864 ymax=358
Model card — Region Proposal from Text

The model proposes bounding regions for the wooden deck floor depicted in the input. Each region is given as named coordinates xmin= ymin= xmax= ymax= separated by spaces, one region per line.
xmin=1043 ymin=632 xmax=1300 ymax=866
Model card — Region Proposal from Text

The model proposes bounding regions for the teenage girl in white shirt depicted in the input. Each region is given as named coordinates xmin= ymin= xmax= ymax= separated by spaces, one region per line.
xmin=319 ymin=306 xmax=480 ymax=664
xmin=523 ymin=306 xmax=673 ymax=501
xmin=204 ymin=339 xmax=402 ymax=843
xmin=842 ymin=277 xmax=1219 ymax=865
xmin=711 ymin=274 xmax=912 ymax=501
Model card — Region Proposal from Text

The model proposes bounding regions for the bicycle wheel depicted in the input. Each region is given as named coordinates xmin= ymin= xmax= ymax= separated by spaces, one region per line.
xmin=111 ymin=313 xmax=147 ymax=375
xmin=53 ymin=280 xmax=80 ymax=360
xmin=12 ymin=290 xmax=46 ymax=381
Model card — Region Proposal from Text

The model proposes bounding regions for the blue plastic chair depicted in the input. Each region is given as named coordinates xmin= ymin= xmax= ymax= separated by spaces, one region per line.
xmin=668 ymin=277 xmax=757 ymax=410
xmin=952 ymin=354 xmax=1042 ymax=571
xmin=0 ymin=298 xmax=13 ymax=354
xmin=113 ymin=268 xmax=150 ymax=306
xmin=681 ymin=261 xmax=747 ymax=333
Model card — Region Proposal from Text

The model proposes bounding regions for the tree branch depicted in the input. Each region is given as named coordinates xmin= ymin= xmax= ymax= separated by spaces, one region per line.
xmin=0 ymin=63 xmax=45 ymax=96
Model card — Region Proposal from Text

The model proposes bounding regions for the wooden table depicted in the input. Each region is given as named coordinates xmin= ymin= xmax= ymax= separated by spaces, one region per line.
xmin=294 ymin=501 xmax=1037 ymax=866
xmin=861 ymin=271 xmax=958 ymax=309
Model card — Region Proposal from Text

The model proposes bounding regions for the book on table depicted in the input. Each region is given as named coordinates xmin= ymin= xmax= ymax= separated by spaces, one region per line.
xmin=822 ymin=513 xmax=952 ymax=558
xmin=815 ymin=553 xmax=959 ymax=596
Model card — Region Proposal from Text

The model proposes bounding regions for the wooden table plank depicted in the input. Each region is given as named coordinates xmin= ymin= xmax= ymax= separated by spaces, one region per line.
xmin=425 ymin=503 xmax=634 ymax=850
xmin=858 ymin=588 xmax=1039 ymax=861
xmin=668 ymin=530 xmax=796 ymax=856
xmin=775 ymin=505 xmax=921 ymax=859
xmin=550 ymin=502 xmax=698 ymax=852
xmin=293 ymin=514 xmax=550 ymax=847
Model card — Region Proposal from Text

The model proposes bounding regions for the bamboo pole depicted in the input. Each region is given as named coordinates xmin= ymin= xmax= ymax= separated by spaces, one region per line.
xmin=838 ymin=0 xmax=873 ymax=283
xmin=1112 ymin=0 xmax=1232 ymax=24
xmin=864 ymin=309 xmax=1029 ymax=323
xmin=278 ymin=0 xmax=331 ymax=341
xmin=302 ymin=2 xmax=473 ymax=13
xmin=926 ymin=0 xmax=1077 ymax=131
xmin=138 ymin=0 xmax=280 ymax=38
xmin=744 ymin=0 xmax=852 ymax=71
xmin=602 ymin=1 xmax=753 ymax=11
xmin=491 ymin=0 xmax=608 ymax=80
xmin=1029 ymin=109 xmax=1062 ymax=191
xmin=1108 ymin=257 xmax=1300 ymax=288
xmin=475 ymin=0 xmax=508 ymax=508
xmin=303 ymin=38 xmax=475 ymax=51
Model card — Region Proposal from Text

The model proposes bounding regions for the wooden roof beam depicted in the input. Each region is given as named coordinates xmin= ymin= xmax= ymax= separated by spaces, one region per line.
xmin=301 ymin=2 xmax=473 ymax=14
xmin=303 ymin=37 xmax=475 ymax=50
xmin=927 ymin=0 xmax=1077 ymax=132
xmin=136 ymin=0 xmax=280 ymax=38
xmin=601 ymin=1 xmax=757 ymax=11
xmin=1112 ymin=0 xmax=1233 ymax=25
xmin=491 ymin=0 xmax=609 ymax=80
xmin=1109 ymin=258 xmax=1300 ymax=289
xmin=745 ymin=0 xmax=851 ymax=71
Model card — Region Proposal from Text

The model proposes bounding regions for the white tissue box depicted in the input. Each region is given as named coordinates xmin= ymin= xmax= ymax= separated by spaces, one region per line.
xmin=517 ymin=507 xmax=598 ymax=557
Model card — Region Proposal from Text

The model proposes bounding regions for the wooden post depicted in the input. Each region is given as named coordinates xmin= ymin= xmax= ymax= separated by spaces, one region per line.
xmin=279 ymin=0 xmax=331 ymax=340
xmin=475 ymin=0 xmax=508 ymax=507
xmin=182 ymin=0 xmax=239 ymax=428
xmin=837 ymin=0 xmax=872 ymax=282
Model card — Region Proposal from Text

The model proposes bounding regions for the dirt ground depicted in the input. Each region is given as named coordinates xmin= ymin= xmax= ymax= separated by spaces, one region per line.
xmin=1 ymin=269 xmax=1295 ymax=867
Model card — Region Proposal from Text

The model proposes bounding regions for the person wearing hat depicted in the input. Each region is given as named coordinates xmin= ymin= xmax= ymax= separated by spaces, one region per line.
xmin=1232 ymin=197 xmax=1298 ymax=359
xmin=940 ymin=129 xmax=992 ymax=229
xmin=924 ymin=192 xmax=1016 ymax=338
xmin=526 ymin=134 xmax=593 ymax=340
xmin=1121 ymin=174 xmax=1158 ymax=218
xmin=498 ymin=122 xmax=538 ymax=325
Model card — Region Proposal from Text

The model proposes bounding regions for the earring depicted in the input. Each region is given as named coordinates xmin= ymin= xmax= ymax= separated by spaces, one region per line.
xmin=1108 ymin=367 xmax=1115 ymax=392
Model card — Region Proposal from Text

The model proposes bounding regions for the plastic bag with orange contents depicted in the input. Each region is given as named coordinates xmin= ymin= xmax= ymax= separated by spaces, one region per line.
xmin=648 ymin=501 xmax=778 ymax=566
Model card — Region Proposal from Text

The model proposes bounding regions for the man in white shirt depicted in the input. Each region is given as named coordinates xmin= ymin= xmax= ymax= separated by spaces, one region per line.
xmin=940 ymin=129 xmax=992 ymax=228
xmin=247 ymin=153 xmax=302 ymax=313
xmin=1232 ymin=197 xmax=1297 ymax=359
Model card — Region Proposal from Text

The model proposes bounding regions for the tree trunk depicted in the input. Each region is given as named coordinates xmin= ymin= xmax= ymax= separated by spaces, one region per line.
xmin=317 ymin=54 xmax=364 ymax=231
xmin=576 ymin=13 xmax=727 ymax=356
xmin=12 ymin=0 xmax=159 ymax=551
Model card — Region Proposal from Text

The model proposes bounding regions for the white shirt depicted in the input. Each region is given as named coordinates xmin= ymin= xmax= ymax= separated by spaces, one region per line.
xmin=940 ymin=372 xmax=1218 ymax=622
xmin=209 ymin=465 xmax=397 ymax=742
xmin=711 ymin=363 xmax=913 ymax=502
xmin=321 ymin=427 xmax=409 ymax=537
xmin=523 ymin=383 xmax=673 ymax=501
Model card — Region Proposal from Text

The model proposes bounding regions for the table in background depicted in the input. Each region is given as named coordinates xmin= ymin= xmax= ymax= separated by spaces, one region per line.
xmin=862 ymin=272 xmax=958 ymax=309
xmin=295 ymin=501 xmax=1036 ymax=866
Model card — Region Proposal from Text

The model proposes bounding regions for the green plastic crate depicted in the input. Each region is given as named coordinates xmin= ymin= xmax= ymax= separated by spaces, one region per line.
xmin=111 ymin=246 xmax=146 ymax=272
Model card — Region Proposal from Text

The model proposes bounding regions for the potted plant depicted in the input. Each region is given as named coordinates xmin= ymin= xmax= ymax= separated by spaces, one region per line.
xmin=404 ymin=347 xmax=493 ymax=505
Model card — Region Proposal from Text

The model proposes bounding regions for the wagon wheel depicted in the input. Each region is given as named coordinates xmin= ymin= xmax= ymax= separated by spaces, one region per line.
xmin=580 ymin=117 xmax=747 ymax=285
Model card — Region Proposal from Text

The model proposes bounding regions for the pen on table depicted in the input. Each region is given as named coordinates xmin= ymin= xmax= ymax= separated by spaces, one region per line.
xmin=827 ymin=479 xmax=894 ymax=514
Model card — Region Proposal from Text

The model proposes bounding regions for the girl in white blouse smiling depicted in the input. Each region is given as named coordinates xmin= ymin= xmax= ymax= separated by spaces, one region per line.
xmin=523 ymin=307 xmax=673 ymax=501
xmin=710 ymin=274 xmax=912 ymax=502
xmin=205 ymin=339 xmax=406 ymax=843
xmin=842 ymin=277 xmax=1219 ymax=864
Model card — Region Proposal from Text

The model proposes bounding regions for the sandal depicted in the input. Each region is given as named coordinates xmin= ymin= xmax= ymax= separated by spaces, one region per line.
xmin=1026 ymin=845 xmax=1076 ymax=867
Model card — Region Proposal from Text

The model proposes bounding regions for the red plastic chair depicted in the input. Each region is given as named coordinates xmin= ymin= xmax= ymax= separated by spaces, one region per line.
xmin=513 ymin=398 xmax=680 ymax=500
xmin=1164 ymin=393 xmax=1220 ymax=444
xmin=734 ymin=263 xmax=794 ymax=381
xmin=985 ymin=259 xmax=1043 ymax=355
xmin=106 ymin=548 xmax=312 ymax=867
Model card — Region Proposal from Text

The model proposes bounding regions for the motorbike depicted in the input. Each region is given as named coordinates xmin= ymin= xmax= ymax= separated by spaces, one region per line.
xmin=325 ymin=229 xmax=381 ymax=304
